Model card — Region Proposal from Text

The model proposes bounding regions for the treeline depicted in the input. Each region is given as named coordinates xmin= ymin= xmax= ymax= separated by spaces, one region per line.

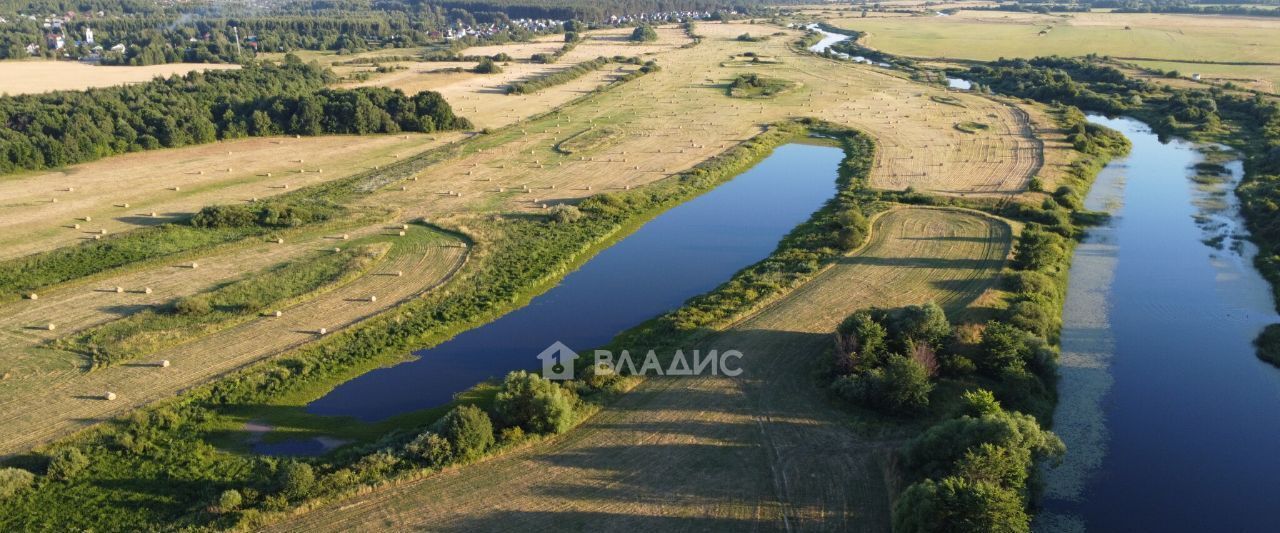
xmin=0 ymin=57 xmax=469 ymax=174
xmin=507 ymin=55 xmax=655 ymax=94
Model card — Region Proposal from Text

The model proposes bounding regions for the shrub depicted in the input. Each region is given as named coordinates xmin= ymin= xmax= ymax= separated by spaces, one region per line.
xmin=404 ymin=431 xmax=453 ymax=467
xmin=278 ymin=462 xmax=315 ymax=500
xmin=0 ymin=467 xmax=35 ymax=498
xmin=549 ymin=205 xmax=583 ymax=224
xmin=494 ymin=371 xmax=577 ymax=434
xmin=833 ymin=356 xmax=933 ymax=415
xmin=174 ymin=294 xmax=213 ymax=316
xmin=191 ymin=204 xmax=257 ymax=228
xmin=630 ymin=25 xmax=658 ymax=42
xmin=434 ymin=404 xmax=494 ymax=461
xmin=834 ymin=310 xmax=889 ymax=370
xmin=472 ymin=57 xmax=501 ymax=74
xmin=218 ymin=489 xmax=243 ymax=512
xmin=45 ymin=447 xmax=88 ymax=481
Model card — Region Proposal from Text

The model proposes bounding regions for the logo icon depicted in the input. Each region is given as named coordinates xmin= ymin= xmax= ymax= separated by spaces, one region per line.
xmin=538 ymin=341 xmax=579 ymax=380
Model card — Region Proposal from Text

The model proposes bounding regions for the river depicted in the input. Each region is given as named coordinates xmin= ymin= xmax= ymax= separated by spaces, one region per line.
xmin=1041 ymin=116 xmax=1280 ymax=531
xmin=253 ymin=142 xmax=845 ymax=454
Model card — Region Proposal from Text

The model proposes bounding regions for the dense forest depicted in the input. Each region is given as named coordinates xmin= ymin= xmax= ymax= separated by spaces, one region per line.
xmin=0 ymin=56 xmax=469 ymax=174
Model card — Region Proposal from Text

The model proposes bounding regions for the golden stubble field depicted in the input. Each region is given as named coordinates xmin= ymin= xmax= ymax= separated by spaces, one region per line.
xmin=0 ymin=61 xmax=241 ymax=96
xmin=0 ymin=21 xmax=1063 ymax=458
xmin=265 ymin=207 xmax=1013 ymax=532
xmin=826 ymin=9 xmax=1280 ymax=92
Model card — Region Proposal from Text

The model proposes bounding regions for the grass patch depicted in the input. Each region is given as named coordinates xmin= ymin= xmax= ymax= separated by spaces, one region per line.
xmin=954 ymin=121 xmax=990 ymax=134
xmin=53 ymin=242 xmax=390 ymax=369
xmin=930 ymin=95 xmax=966 ymax=107
xmin=554 ymin=125 xmax=624 ymax=154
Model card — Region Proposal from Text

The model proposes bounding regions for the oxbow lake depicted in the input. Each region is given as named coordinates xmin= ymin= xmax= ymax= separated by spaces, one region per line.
xmin=257 ymin=142 xmax=845 ymax=454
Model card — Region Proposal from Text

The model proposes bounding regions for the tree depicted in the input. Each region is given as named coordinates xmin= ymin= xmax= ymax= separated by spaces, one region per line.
xmin=46 ymin=447 xmax=89 ymax=481
xmin=903 ymin=409 xmax=1064 ymax=480
xmin=892 ymin=476 xmax=1030 ymax=533
xmin=1012 ymin=226 xmax=1066 ymax=271
xmin=977 ymin=321 xmax=1033 ymax=375
xmin=278 ymin=461 xmax=315 ymax=500
xmin=630 ymin=25 xmax=658 ymax=42
xmin=0 ymin=467 xmax=35 ymax=497
xmin=889 ymin=302 xmax=952 ymax=348
xmin=835 ymin=310 xmax=889 ymax=369
xmin=434 ymin=404 xmax=494 ymax=461
xmin=494 ymin=371 xmax=577 ymax=434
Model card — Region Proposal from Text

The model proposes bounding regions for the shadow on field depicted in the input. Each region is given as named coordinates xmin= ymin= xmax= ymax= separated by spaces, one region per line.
xmin=838 ymin=255 xmax=1002 ymax=269
xmin=429 ymin=510 xmax=768 ymax=532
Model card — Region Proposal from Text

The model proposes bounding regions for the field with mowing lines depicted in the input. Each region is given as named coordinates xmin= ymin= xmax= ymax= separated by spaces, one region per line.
xmin=828 ymin=11 xmax=1280 ymax=92
xmin=0 ymin=226 xmax=466 ymax=456
xmin=0 ymin=61 xmax=241 ymax=96
xmin=265 ymin=207 xmax=1012 ymax=532
xmin=306 ymin=27 xmax=693 ymax=128
xmin=0 ymin=20 xmax=1060 ymax=457
xmin=334 ymin=21 xmax=1051 ymax=237
xmin=0 ymin=133 xmax=455 ymax=261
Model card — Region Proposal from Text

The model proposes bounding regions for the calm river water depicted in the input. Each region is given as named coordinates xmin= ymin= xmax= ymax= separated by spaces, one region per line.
xmin=301 ymin=143 xmax=843 ymax=424
xmin=1042 ymin=116 xmax=1280 ymax=531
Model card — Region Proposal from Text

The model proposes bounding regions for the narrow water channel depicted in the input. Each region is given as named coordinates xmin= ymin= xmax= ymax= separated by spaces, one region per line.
xmin=1042 ymin=116 xmax=1280 ymax=531
xmin=298 ymin=143 xmax=843 ymax=426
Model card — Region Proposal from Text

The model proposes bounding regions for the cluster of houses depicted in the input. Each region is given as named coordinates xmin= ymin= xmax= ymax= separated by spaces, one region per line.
xmin=441 ymin=10 xmax=728 ymax=41
xmin=3 ymin=10 xmax=111 ymax=57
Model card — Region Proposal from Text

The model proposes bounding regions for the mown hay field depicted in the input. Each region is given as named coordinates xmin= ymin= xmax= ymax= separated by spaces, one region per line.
xmin=264 ymin=207 xmax=1013 ymax=532
xmin=0 ymin=133 xmax=455 ymax=261
xmin=0 ymin=226 xmax=466 ymax=456
xmin=828 ymin=11 xmax=1280 ymax=92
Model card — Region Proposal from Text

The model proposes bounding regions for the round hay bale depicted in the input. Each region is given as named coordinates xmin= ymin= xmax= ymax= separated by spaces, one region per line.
xmin=317 ymin=327 xmax=327 ymax=335
xmin=396 ymin=271 xmax=403 ymax=277
xmin=190 ymin=262 xmax=199 ymax=269
xmin=27 ymin=293 xmax=38 ymax=300
xmin=150 ymin=212 xmax=158 ymax=217
xmin=274 ymin=310 xmax=283 ymax=317
xmin=159 ymin=360 xmax=170 ymax=368
xmin=143 ymin=287 xmax=153 ymax=294
xmin=99 ymin=229 xmax=108 ymax=235
xmin=46 ymin=323 xmax=56 ymax=331
xmin=334 ymin=247 xmax=342 ymax=253
xmin=93 ymin=235 xmax=102 ymax=240
xmin=104 ymin=392 xmax=117 ymax=401
xmin=369 ymin=295 xmax=378 ymax=302
xmin=72 ymin=224 xmax=80 ymax=229
xmin=275 ymin=237 xmax=285 ymax=244
xmin=114 ymin=286 xmax=123 ymax=293
xmin=83 ymin=216 xmax=91 ymax=222
xmin=401 ymin=224 xmax=409 ymax=230
xmin=341 ymin=234 xmax=350 ymax=240
xmin=398 ymin=231 xmax=406 ymax=237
